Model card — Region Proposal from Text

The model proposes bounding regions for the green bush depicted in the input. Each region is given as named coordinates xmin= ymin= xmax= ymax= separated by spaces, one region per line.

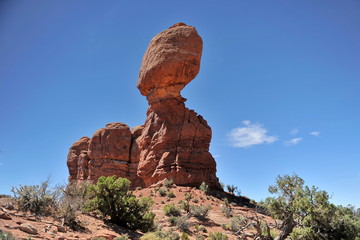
xmin=0 ymin=230 xmax=16 ymax=240
xmin=85 ymin=176 xmax=155 ymax=232
xmin=199 ymin=182 xmax=209 ymax=195
xmin=184 ymin=193 xmax=192 ymax=201
xmin=265 ymin=173 xmax=360 ymax=240
xmin=140 ymin=231 xmax=179 ymax=240
xmin=11 ymin=178 xmax=60 ymax=216
xmin=175 ymin=216 xmax=190 ymax=232
xmin=163 ymin=203 xmax=181 ymax=217
xmin=220 ymin=198 xmax=232 ymax=218
xmin=158 ymin=187 xmax=167 ymax=197
xmin=208 ymin=232 xmax=228 ymax=240
xmin=180 ymin=232 xmax=189 ymax=240
xmin=191 ymin=205 xmax=211 ymax=221
xmin=226 ymin=184 xmax=238 ymax=195
xmin=163 ymin=178 xmax=173 ymax=188
xmin=167 ymin=190 xmax=175 ymax=198
xmin=180 ymin=201 xmax=191 ymax=213
xmin=114 ymin=234 xmax=131 ymax=240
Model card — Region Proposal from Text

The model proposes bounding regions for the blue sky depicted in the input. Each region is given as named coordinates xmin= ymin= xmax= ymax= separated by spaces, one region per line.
xmin=0 ymin=1 xmax=359 ymax=207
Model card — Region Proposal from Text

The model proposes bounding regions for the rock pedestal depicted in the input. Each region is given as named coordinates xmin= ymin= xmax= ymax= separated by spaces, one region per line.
xmin=67 ymin=23 xmax=220 ymax=189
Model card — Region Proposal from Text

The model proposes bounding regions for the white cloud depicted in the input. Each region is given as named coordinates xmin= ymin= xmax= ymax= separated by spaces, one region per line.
xmin=310 ymin=131 xmax=320 ymax=136
xmin=290 ymin=128 xmax=299 ymax=135
xmin=228 ymin=120 xmax=278 ymax=148
xmin=284 ymin=137 xmax=303 ymax=146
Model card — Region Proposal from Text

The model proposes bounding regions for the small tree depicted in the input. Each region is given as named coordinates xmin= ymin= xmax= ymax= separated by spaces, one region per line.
xmin=226 ymin=184 xmax=238 ymax=195
xmin=199 ymin=182 xmax=209 ymax=195
xmin=85 ymin=176 xmax=155 ymax=232
xmin=265 ymin=173 xmax=360 ymax=240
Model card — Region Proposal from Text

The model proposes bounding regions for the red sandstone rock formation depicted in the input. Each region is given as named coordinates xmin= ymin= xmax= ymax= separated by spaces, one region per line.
xmin=67 ymin=23 xmax=220 ymax=189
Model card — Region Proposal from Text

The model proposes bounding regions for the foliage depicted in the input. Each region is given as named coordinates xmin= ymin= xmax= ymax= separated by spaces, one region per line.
xmin=158 ymin=188 xmax=167 ymax=197
xmin=85 ymin=176 xmax=155 ymax=232
xmin=140 ymin=231 xmax=179 ymax=240
xmin=220 ymin=198 xmax=232 ymax=218
xmin=163 ymin=203 xmax=181 ymax=217
xmin=56 ymin=181 xmax=90 ymax=229
xmin=163 ymin=178 xmax=173 ymax=188
xmin=175 ymin=216 xmax=190 ymax=232
xmin=264 ymin=173 xmax=360 ymax=240
xmin=167 ymin=190 xmax=175 ymax=198
xmin=180 ymin=232 xmax=189 ymax=240
xmin=226 ymin=184 xmax=238 ymax=195
xmin=180 ymin=200 xmax=191 ymax=213
xmin=208 ymin=232 xmax=228 ymax=240
xmin=199 ymin=182 xmax=209 ymax=195
xmin=114 ymin=234 xmax=131 ymax=240
xmin=184 ymin=193 xmax=192 ymax=201
xmin=191 ymin=205 xmax=211 ymax=221
xmin=11 ymin=178 xmax=60 ymax=216
xmin=0 ymin=230 xmax=16 ymax=240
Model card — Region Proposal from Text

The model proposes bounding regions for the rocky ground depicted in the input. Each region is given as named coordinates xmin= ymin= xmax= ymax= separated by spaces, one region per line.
xmin=0 ymin=185 xmax=276 ymax=240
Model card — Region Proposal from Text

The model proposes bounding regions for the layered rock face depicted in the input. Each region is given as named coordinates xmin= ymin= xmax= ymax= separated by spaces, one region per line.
xmin=67 ymin=23 xmax=220 ymax=189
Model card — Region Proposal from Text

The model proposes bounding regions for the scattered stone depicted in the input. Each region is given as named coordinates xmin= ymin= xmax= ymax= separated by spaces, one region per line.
xmin=0 ymin=212 xmax=12 ymax=220
xmin=19 ymin=223 xmax=38 ymax=234
xmin=57 ymin=225 xmax=67 ymax=233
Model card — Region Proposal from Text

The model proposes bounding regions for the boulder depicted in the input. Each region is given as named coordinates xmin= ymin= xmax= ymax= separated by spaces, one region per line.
xmin=19 ymin=223 xmax=38 ymax=235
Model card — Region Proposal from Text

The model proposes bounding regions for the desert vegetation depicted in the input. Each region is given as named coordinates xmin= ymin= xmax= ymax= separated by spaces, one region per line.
xmin=1 ymin=174 xmax=359 ymax=240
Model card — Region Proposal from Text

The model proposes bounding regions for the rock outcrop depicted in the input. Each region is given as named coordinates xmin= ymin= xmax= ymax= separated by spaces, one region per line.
xmin=67 ymin=23 xmax=220 ymax=189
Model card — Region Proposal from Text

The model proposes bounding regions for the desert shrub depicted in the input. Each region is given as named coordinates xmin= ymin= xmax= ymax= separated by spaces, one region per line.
xmin=194 ymin=224 xmax=207 ymax=233
xmin=56 ymin=181 xmax=90 ymax=229
xmin=11 ymin=178 xmax=60 ymax=216
xmin=163 ymin=203 xmax=181 ymax=217
xmin=220 ymin=198 xmax=232 ymax=218
xmin=0 ymin=230 xmax=16 ymax=240
xmin=184 ymin=193 xmax=192 ymax=201
xmin=199 ymin=182 xmax=209 ymax=195
xmin=191 ymin=205 xmax=211 ymax=221
xmin=192 ymin=198 xmax=199 ymax=203
xmin=168 ymin=216 xmax=178 ymax=225
xmin=114 ymin=234 xmax=130 ymax=240
xmin=163 ymin=178 xmax=173 ymax=188
xmin=208 ymin=232 xmax=228 ymax=240
xmin=180 ymin=201 xmax=191 ymax=213
xmin=230 ymin=215 xmax=246 ymax=232
xmin=158 ymin=187 xmax=167 ymax=197
xmin=167 ymin=190 xmax=175 ymax=198
xmin=140 ymin=231 xmax=179 ymax=240
xmin=195 ymin=234 xmax=205 ymax=240
xmin=175 ymin=216 xmax=190 ymax=232
xmin=0 ymin=194 xmax=11 ymax=199
xmin=226 ymin=184 xmax=238 ymax=195
xmin=180 ymin=232 xmax=189 ymax=240
xmin=85 ymin=176 xmax=155 ymax=232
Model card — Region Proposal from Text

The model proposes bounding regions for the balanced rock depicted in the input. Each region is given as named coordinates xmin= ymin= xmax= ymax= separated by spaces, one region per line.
xmin=67 ymin=23 xmax=220 ymax=189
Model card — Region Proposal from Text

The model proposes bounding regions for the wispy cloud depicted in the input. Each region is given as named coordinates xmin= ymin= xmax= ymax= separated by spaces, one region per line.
xmin=284 ymin=137 xmax=303 ymax=146
xmin=310 ymin=131 xmax=320 ymax=136
xmin=228 ymin=120 xmax=278 ymax=148
xmin=290 ymin=128 xmax=299 ymax=135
